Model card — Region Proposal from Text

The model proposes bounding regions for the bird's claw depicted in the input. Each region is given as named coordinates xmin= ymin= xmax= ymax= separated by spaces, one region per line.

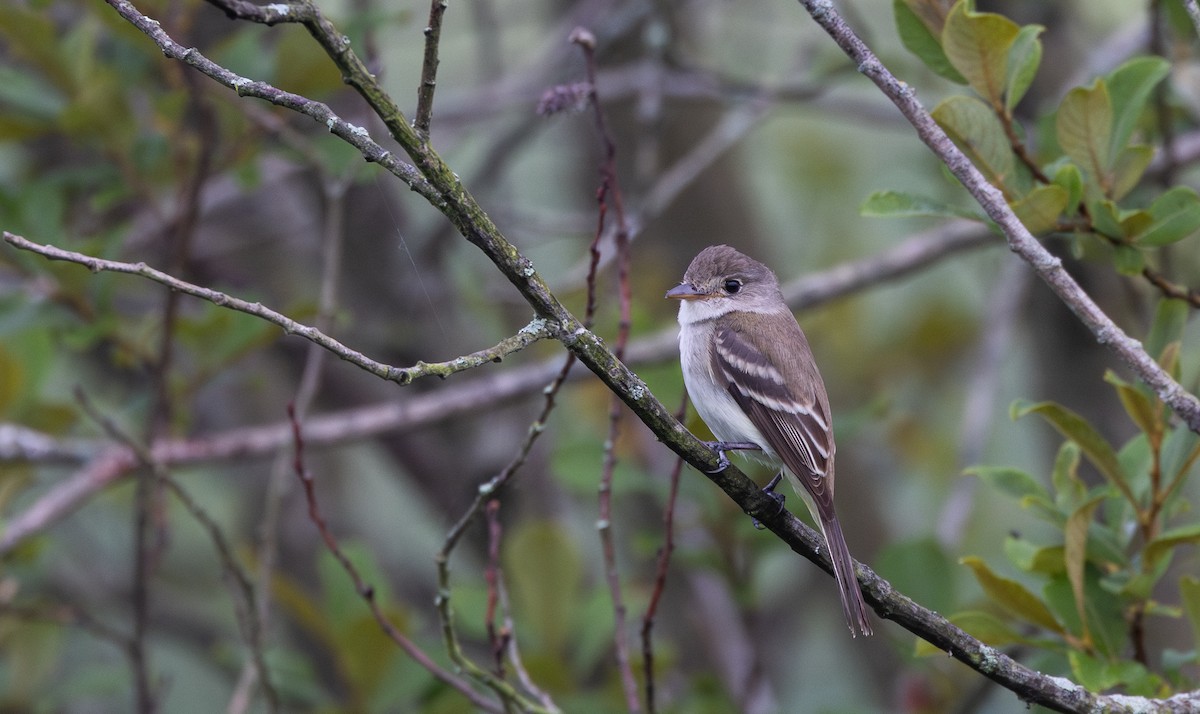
xmin=702 ymin=440 xmax=761 ymax=474
xmin=752 ymin=472 xmax=787 ymax=530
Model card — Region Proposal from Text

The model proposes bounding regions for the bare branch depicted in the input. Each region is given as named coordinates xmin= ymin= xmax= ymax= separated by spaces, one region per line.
xmin=287 ymin=405 xmax=504 ymax=713
xmin=0 ymin=222 xmax=994 ymax=557
xmin=108 ymin=0 xmax=437 ymax=201
xmin=416 ymin=0 xmax=449 ymax=137
xmin=2 ymin=232 xmax=553 ymax=385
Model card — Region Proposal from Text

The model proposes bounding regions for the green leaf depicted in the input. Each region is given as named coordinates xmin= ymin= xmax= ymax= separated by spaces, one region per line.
xmin=860 ymin=190 xmax=985 ymax=220
xmin=1145 ymin=523 xmax=1200 ymax=567
xmin=1106 ymin=57 xmax=1171 ymax=157
xmin=915 ymin=610 xmax=1029 ymax=655
xmin=1044 ymin=572 xmax=1124 ymax=656
xmin=1110 ymin=145 xmax=1154 ymax=201
xmin=960 ymin=556 xmax=1064 ymax=633
xmin=932 ymin=94 xmax=1015 ymax=187
xmin=1052 ymin=162 xmax=1084 ymax=209
xmin=1112 ymin=244 xmax=1145 ymax=275
xmin=1069 ymin=651 xmax=1155 ymax=694
xmin=1182 ymin=576 xmax=1200 ymax=649
xmin=1057 ymin=81 xmax=1113 ymax=184
xmin=942 ymin=2 xmax=1021 ymax=106
xmin=1087 ymin=199 xmax=1127 ymax=240
xmin=1104 ymin=370 xmax=1160 ymax=438
xmin=967 ymin=465 xmax=1050 ymax=502
xmin=1146 ymin=298 xmax=1188 ymax=363
xmin=1051 ymin=441 xmax=1086 ymax=511
xmin=1010 ymin=184 xmax=1068 ymax=235
xmin=894 ymin=0 xmax=966 ymax=84
xmin=1005 ymin=24 xmax=1044 ymax=113
xmin=1012 ymin=399 xmax=1131 ymax=503
xmin=1133 ymin=186 xmax=1200 ymax=247
xmin=1004 ymin=536 xmax=1064 ymax=575
xmin=1064 ymin=496 xmax=1103 ymax=642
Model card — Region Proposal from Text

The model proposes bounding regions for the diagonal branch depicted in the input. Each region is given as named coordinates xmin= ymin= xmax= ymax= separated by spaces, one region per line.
xmin=794 ymin=0 xmax=1200 ymax=435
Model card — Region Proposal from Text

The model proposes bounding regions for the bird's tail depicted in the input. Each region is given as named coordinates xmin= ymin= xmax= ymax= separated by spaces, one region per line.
xmin=818 ymin=513 xmax=873 ymax=637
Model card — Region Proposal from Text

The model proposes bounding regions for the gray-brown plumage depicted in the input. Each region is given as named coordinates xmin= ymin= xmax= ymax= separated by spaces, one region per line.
xmin=667 ymin=244 xmax=872 ymax=637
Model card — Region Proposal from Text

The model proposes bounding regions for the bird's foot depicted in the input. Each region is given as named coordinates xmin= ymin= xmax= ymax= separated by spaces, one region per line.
xmin=702 ymin=440 xmax=761 ymax=474
xmin=752 ymin=472 xmax=787 ymax=530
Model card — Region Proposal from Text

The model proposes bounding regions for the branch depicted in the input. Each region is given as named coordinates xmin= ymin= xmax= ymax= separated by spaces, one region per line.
xmin=111 ymin=0 xmax=438 ymax=201
xmin=286 ymin=405 xmax=504 ymax=714
xmin=23 ymin=3 xmax=1157 ymax=710
xmin=1 ymin=232 xmax=553 ymax=385
xmin=415 ymin=0 xmax=448 ymax=137
xmin=794 ymin=0 xmax=1200 ymax=435
xmin=0 ymin=221 xmax=994 ymax=554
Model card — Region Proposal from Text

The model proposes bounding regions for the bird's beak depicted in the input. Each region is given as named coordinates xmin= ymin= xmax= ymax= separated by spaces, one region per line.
xmin=665 ymin=282 xmax=706 ymax=300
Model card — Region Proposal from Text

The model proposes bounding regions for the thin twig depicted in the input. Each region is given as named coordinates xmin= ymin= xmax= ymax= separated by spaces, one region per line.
xmin=0 ymin=222 xmax=995 ymax=558
xmin=415 ymin=0 xmax=448 ymax=137
xmin=2 ymin=232 xmax=554 ymax=385
xmin=286 ymin=404 xmax=504 ymax=713
xmin=641 ymin=395 xmax=689 ymax=714
xmin=573 ymin=25 xmax=640 ymax=713
xmin=434 ymin=352 xmax=574 ymax=713
xmin=73 ymin=387 xmax=280 ymax=712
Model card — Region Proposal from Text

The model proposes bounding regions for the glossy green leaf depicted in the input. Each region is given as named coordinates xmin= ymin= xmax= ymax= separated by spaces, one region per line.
xmin=1010 ymin=184 xmax=1068 ymax=235
xmin=1004 ymin=24 xmax=1044 ymax=113
xmin=1056 ymin=81 xmax=1112 ymax=184
xmin=1106 ymin=57 xmax=1170 ymax=157
xmin=942 ymin=2 xmax=1020 ymax=106
xmin=1133 ymin=186 xmax=1200 ymax=247
xmin=1012 ymin=400 xmax=1131 ymax=503
xmin=960 ymin=556 xmax=1064 ymax=633
xmin=1064 ymin=496 xmax=1103 ymax=641
xmin=860 ymin=190 xmax=985 ymax=220
xmin=894 ymin=0 xmax=966 ymax=84
xmin=932 ymin=94 xmax=1015 ymax=187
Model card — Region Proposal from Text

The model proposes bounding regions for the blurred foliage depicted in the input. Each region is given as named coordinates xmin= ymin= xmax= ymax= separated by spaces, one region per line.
xmin=0 ymin=0 xmax=1199 ymax=712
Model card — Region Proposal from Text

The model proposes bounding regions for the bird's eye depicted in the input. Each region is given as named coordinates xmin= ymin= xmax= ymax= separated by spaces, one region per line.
xmin=723 ymin=279 xmax=743 ymax=294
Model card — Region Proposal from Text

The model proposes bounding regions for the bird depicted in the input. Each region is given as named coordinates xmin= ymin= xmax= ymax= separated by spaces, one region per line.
xmin=666 ymin=244 xmax=872 ymax=637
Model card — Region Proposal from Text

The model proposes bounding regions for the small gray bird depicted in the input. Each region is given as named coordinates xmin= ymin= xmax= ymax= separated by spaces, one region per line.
xmin=667 ymin=244 xmax=872 ymax=637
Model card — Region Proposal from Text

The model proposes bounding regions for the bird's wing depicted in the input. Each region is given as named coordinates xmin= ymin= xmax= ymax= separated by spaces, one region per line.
xmin=710 ymin=323 xmax=835 ymax=510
